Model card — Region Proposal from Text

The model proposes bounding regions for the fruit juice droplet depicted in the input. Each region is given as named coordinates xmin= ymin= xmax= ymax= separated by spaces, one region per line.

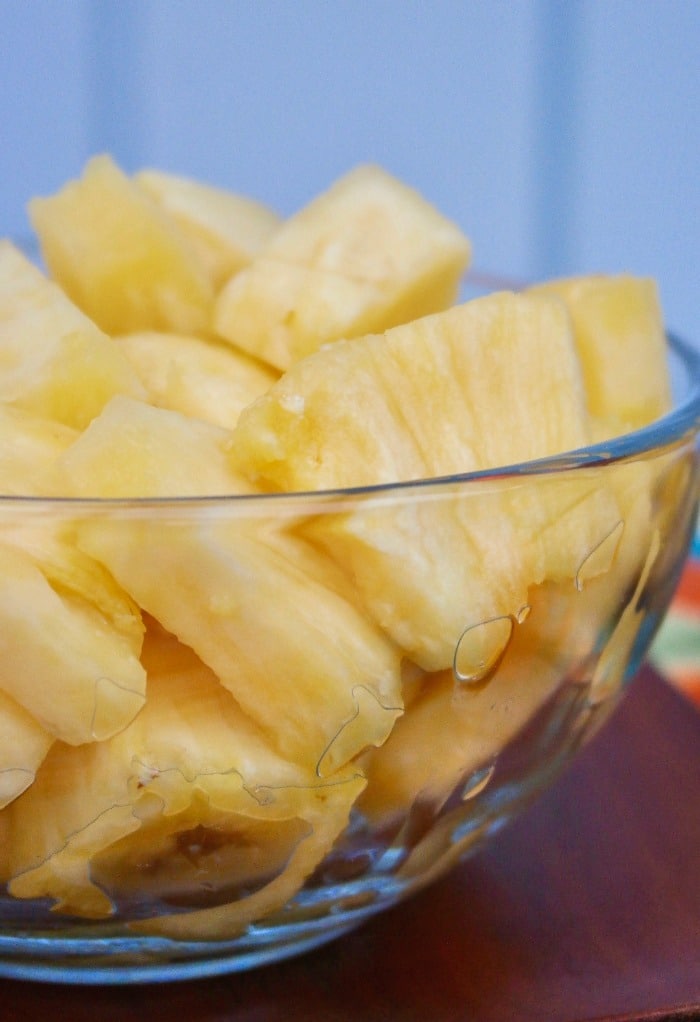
xmin=575 ymin=519 xmax=625 ymax=591
xmin=461 ymin=763 xmax=496 ymax=801
xmin=453 ymin=615 xmax=513 ymax=685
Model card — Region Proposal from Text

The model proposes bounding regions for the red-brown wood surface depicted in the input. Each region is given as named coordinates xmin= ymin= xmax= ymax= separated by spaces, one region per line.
xmin=2 ymin=664 xmax=699 ymax=1022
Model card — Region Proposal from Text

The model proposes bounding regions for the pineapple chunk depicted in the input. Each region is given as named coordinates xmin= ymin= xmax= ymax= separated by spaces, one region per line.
xmin=0 ymin=689 xmax=53 ymax=809
xmin=0 ymin=812 xmax=8 ymax=882
xmin=58 ymin=397 xmax=403 ymax=773
xmin=135 ymin=169 xmax=282 ymax=289
xmin=356 ymin=590 xmax=569 ymax=823
xmin=0 ymin=543 xmax=145 ymax=745
xmin=118 ymin=330 xmax=277 ymax=430
xmin=0 ymin=402 xmax=147 ymax=748
xmin=231 ymin=292 xmax=590 ymax=489
xmin=231 ymin=291 xmax=623 ymax=669
xmin=214 ymin=164 xmax=471 ymax=370
xmin=74 ymin=521 xmax=404 ymax=775
xmin=527 ymin=274 xmax=672 ymax=436
xmin=0 ymin=241 xmax=145 ymax=429
xmin=0 ymin=405 xmax=76 ymax=494
xmin=29 ymin=155 xmax=214 ymax=336
xmin=524 ymin=274 xmax=674 ymax=600
xmin=7 ymin=623 xmax=365 ymax=930
xmin=356 ymin=554 xmax=659 ymax=828
xmin=57 ymin=394 xmax=249 ymax=497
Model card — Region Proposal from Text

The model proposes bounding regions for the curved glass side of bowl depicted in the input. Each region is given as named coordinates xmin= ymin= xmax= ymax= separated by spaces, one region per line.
xmin=0 ymin=333 xmax=697 ymax=985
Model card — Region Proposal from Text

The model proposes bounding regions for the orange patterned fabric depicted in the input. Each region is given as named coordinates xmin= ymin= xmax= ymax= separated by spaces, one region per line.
xmin=650 ymin=534 xmax=700 ymax=706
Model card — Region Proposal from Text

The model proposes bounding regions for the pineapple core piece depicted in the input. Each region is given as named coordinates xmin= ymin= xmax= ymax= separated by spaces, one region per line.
xmin=231 ymin=291 xmax=624 ymax=670
xmin=29 ymin=155 xmax=214 ymax=336
xmin=214 ymin=164 xmax=471 ymax=370
xmin=58 ymin=397 xmax=403 ymax=774
xmin=7 ymin=623 xmax=364 ymax=929
xmin=0 ymin=241 xmax=144 ymax=429
xmin=528 ymin=274 xmax=672 ymax=436
xmin=135 ymin=168 xmax=282 ymax=289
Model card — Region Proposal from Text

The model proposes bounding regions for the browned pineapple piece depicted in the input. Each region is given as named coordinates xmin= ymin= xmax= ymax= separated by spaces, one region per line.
xmin=29 ymin=155 xmax=214 ymax=336
xmin=214 ymin=164 xmax=471 ymax=370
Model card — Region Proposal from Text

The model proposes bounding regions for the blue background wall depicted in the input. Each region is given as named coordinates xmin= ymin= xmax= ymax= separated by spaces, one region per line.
xmin=2 ymin=1 xmax=698 ymax=345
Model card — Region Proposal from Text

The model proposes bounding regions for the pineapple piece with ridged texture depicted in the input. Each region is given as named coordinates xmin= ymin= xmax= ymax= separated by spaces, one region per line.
xmin=214 ymin=164 xmax=471 ymax=370
xmin=29 ymin=155 xmax=214 ymax=336
xmin=58 ymin=396 xmax=403 ymax=774
xmin=0 ymin=241 xmax=145 ymax=429
xmin=118 ymin=329 xmax=277 ymax=430
xmin=7 ymin=622 xmax=365 ymax=931
xmin=135 ymin=169 xmax=282 ymax=290
xmin=231 ymin=291 xmax=623 ymax=670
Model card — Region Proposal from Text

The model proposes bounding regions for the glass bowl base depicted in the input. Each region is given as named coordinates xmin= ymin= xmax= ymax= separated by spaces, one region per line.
xmin=0 ymin=913 xmax=372 ymax=985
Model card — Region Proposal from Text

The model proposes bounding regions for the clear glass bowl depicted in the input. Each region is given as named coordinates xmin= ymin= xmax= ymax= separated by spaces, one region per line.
xmin=0 ymin=332 xmax=697 ymax=985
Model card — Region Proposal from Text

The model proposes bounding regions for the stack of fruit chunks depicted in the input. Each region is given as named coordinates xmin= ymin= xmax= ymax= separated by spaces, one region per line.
xmin=0 ymin=156 xmax=678 ymax=940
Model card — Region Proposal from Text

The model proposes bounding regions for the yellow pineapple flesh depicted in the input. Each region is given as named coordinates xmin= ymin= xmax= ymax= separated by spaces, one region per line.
xmin=527 ymin=274 xmax=672 ymax=436
xmin=0 ymin=241 xmax=145 ymax=429
xmin=7 ymin=622 xmax=364 ymax=930
xmin=214 ymin=164 xmax=471 ymax=370
xmin=231 ymin=291 xmax=623 ymax=670
xmin=0 ymin=404 xmax=76 ymax=495
xmin=0 ymin=396 xmax=147 ymax=747
xmin=0 ymin=542 xmax=145 ymax=745
xmin=29 ymin=155 xmax=214 ymax=336
xmin=118 ymin=329 xmax=277 ymax=430
xmin=0 ymin=156 xmax=681 ymax=941
xmin=135 ymin=168 xmax=282 ymax=289
xmin=58 ymin=394 xmax=249 ymax=498
xmin=525 ymin=273 xmax=675 ymax=604
xmin=0 ymin=689 xmax=53 ymax=809
xmin=230 ymin=291 xmax=589 ymax=488
xmin=58 ymin=396 xmax=403 ymax=774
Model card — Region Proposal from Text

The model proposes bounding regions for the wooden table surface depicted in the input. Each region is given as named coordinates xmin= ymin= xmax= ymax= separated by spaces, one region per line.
xmin=2 ymin=664 xmax=699 ymax=1022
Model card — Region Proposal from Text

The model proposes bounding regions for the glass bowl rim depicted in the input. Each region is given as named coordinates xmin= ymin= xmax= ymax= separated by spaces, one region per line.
xmin=1 ymin=332 xmax=698 ymax=514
